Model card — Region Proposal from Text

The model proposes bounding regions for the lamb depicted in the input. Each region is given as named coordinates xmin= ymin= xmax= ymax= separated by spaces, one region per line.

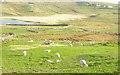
xmin=80 ymin=43 xmax=83 ymax=46
xmin=28 ymin=38 xmax=34 ymax=42
xmin=90 ymin=41 xmax=95 ymax=45
xmin=55 ymin=53 xmax=60 ymax=58
xmin=44 ymin=39 xmax=47 ymax=41
xmin=64 ymin=40 xmax=67 ymax=42
xmin=23 ymin=51 xmax=27 ymax=56
xmin=69 ymin=44 xmax=73 ymax=47
xmin=56 ymin=59 xmax=61 ymax=62
xmin=2 ymin=38 xmax=5 ymax=41
xmin=44 ymin=50 xmax=51 ymax=52
xmin=47 ymin=60 xmax=53 ymax=63
xmin=80 ymin=60 xmax=88 ymax=67
xmin=44 ymin=39 xmax=53 ymax=45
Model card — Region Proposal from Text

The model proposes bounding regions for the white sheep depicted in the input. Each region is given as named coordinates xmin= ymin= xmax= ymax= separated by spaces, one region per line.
xmin=69 ymin=44 xmax=73 ymax=47
xmin=64 ymin=40 xmax=68 ymax=43
xmin=45 ymin=39 xmax=47 ymax=41
xmin=23 ymin=51 xmax=27 ymax=56
xmin=80 ymin=60 xmax=88 ymax=67
xmin=44 ymin=50 xmax=51 ymax=52
xmin=55 ymin=53 xmax=60 ymax=58
xmin=2 ymin=38 xmax=5 ymax=41
xmin=28 ymin=38 xmax=34 ymax=42
xmin=47 ymin=60 xmax=53 ymax=63
xmin=29 ymin=40 xmax=34 ymax=42
xmin=90 ymin=41 xmax=94 ymax=45
xmin=49 ymin=40 xmax=52 ymax=43
xmin=56 ymin=59 xmax=61 ymax=62
xmin=80 ymin=43 xmax=83 ymax=46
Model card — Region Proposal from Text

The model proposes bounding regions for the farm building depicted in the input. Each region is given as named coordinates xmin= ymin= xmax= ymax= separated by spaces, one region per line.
xmin=107 ymin=6 xmax=113 ymax=8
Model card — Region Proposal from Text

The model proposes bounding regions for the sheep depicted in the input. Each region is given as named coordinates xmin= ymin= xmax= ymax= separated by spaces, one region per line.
xmin=69 ymin=44 xmax=73 ymax=47
xmin=64 ymin=40 xmax=67 ymax=43
xmin=90 ymin=41 xmax=95 ymax=45
xmin=55 ymin=53 xmax=60 ymax=58
xmin=80 ymin=43 xmax=83 ymax=46
xmin=47 ymin=60 xmax=53 ymax=63
xmin=44 ymin=40 xmax=53 ymax=45
xmin=44 ymin=41 xmax=50 ymax=45
xmin=56 ymin=59 xmax=61 ymax=62
xmin=2 ymin=38 xmax=5 ymax=41
xmin=80 ymin=60 xmax=88 ymax=67
xmin=49 ymin=40 xmax=54 ymax=45
xmin=29 ymin=40 xmax=34 ymax=42
xmin=49 ymin=40 xmax=52 ymax=43
xmin=44 ymin=50 xmax=51 ymax=52
xmin=23 ymin=51 xmax=27 ymax=56
xmin=44 ymin=39 xmax=47 ymax=41
xmin=28 ymin=38 xmax=34 ymax=42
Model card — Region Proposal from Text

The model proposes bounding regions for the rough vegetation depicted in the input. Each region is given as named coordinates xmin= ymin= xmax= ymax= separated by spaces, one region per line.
xmin=1 ymin=2 xmax=119 ymax=73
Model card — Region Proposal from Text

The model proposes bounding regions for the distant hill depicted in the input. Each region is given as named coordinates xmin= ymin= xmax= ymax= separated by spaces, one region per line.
xmin=1 ymin=2 xmax=117 ymax=16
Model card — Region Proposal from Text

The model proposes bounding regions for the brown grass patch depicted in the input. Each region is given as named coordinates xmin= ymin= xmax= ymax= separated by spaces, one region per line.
xmin=74 ymin=34 xmax=118 ymax=41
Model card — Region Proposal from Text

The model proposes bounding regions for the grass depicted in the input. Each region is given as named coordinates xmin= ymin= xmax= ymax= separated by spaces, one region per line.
xmin=1 ymin=1 xmax=119 ymax=73
xmin=1 ymin=2 xmax=118 ymax=16
xmin=2 ymin=40 xmax=118 ymax=73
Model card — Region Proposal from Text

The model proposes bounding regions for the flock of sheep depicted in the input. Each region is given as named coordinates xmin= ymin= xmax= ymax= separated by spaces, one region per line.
xmin=3 ymin=37 xmax=94 ymax=68
xmin=28 ymin=38 xmax=95 ymax=47
xmin=23 ymin=50 xmax=88 ymax=67
xmin=22 ymin=39 xmax=94 ymax=67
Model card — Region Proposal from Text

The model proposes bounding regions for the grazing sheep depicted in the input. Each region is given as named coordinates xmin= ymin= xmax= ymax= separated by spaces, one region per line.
xmin=23 ymin=51 xmax=27 ymax=56
xmin=44 ymin=39 xmax=47 ymax=41
xmin=49 ymin=40 xmax=52 ymax=43
xmin=2 ymin=38 xmax=5 ymax=41
xmin=50 ymin=41 xmax=54 ymax=45
xmin=28 ymin=38 xmax=34 ymax=42
xmin=90 ymin=41 xmax=95 ymax=45
xmin=69 ymin=44 xmax=73 ymax=47
xmin=90 ymin=14 xmax=97 ymax=17
xmin=80 ymin=60 xmax=88 ymax=67
xmin=55 ymin=53 xmax=60 ymax=58
xmin=64 ymin=40 xmax=68 ymax=43
xmin=47 ymin=60 xmax=53 ymax=63
xmin=44 ymin=41 xmax=50 ymax=45
xmin=56 ymin=59 xmax=61 ymax=62
xmin=29 ymin=40 xmax=34 ymax=42
xmin=44 ymin=50 xmax=51 ymax=52
xmin=80 ymin=43 xmax=83 ymax=46
xmin=44 ymin=40 xmax=53 ymax=45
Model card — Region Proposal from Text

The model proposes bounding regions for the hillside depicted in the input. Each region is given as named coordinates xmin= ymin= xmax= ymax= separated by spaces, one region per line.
xmin=1 ymin=2 xmax=118 ymax=16
xmin=1 ymin=2 xmax=119 ymax=73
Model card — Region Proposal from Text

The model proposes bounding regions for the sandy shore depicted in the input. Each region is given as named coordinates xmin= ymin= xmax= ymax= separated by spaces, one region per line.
xmin=2 ymin=14 xmax=87 ymax=24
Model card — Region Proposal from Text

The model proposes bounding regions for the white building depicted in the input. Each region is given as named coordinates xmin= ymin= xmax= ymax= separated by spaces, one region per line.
xmin=108 ymin=6 xmax=113 ymax=9
xmin=1 ymin=0 xmax=5 ymax=2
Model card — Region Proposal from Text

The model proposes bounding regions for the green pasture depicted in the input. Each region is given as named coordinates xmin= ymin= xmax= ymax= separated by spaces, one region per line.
xmin=2 ymin=40 xmax=118 ymax=73
xmin=1 ymin=1 xmax=119 ymax=73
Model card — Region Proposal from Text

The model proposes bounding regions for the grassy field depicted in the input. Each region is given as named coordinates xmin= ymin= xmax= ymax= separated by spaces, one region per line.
xmin=1 ymin=25 xmax=119 ymax=73
xmin=2 ymin=39 xmax=118 ymax=73
xmin=1 ymin=2 xmax=119 ymax=73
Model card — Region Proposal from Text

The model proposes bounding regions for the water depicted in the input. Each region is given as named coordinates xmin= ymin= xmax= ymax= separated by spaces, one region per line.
xmin=0 ymin=20 xmax=31 ymax=25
